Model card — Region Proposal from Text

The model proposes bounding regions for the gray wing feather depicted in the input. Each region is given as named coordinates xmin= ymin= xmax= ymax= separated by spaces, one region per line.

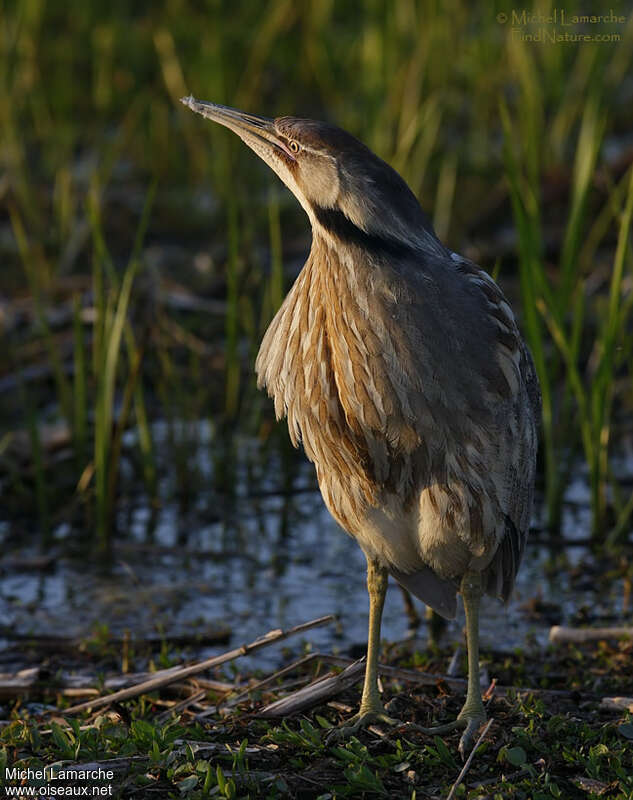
xmin=482 ymin=515 xmax=525 ymax=602
xmin=389 ymin=564 xmax=457 ymax=619
xmin=484 ymin=342 xmax=540 ymax=602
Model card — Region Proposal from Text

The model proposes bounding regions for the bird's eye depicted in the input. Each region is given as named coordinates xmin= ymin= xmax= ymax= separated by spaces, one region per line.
xmin=289 ymin=140 xmax=300 ymax=154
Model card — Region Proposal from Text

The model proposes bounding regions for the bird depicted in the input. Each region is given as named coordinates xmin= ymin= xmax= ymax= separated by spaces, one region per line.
xmin=181 ymin=96 xmax=540 ymax=755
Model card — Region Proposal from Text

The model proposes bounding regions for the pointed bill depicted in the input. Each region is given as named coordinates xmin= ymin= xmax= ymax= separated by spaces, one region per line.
xmin=180 ymin=96 xmax=296 ymax=162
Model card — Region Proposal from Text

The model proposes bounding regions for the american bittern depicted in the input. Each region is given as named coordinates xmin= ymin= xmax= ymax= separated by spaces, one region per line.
xmin=182 ymin=97 xmax=540 ymax=754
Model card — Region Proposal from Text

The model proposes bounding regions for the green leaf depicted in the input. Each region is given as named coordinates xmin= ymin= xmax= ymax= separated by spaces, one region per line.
xmin=50 ymin=723 xmax=71 ymax=756
xmin=300 ymin=718 xmax=319 ymax=743
xmin=216 ymin=765 xmax=226 ymax=793
xmin=617 ymin=723 xmax=633 ymax=740
xmin=176 ymin=775 xmax=198 ymax=793
xmin=589 ymin=743 xmax=609 ymax=759
xmin=202 ymin=764 xmax=213 ymax=793
xmin=433 ymin=736 xmax=457 ymax=768
xmin=332 ymin=746 xmax=361 ymax=764
xmin=503 ymin=746 xmax=527 ymax=766
xmin=343 ymin=764 xmax=387 ymax=795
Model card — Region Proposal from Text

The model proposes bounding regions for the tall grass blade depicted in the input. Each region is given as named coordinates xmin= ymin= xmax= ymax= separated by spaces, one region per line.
xmin=25 ymin=387 xmax=49 ymax=547
xmin=72 ymin=295 xmax=88 ymax=470
xmin=559 ymin=98 xmax=605 ymax=308
xmin=225 ymin=197 xmax=240 ymax=418
xmin=89 ymin=182 xmax=156 ymax=551
xmin=9 ymin=204 xmax=73 ymax=426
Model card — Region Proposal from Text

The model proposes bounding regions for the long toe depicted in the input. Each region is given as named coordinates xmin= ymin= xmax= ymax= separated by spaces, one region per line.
xmin=326 ymin=709 xmax=401 ymax=743
xmin=457 ymin=712 xmax=486 ymax=759
xmin=406 ymin=717 xmax=467 ymax=736
xmin=403 ymin=709 xmax=486 ymax=757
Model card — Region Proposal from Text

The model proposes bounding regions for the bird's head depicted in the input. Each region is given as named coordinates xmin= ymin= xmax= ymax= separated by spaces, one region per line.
xmin=181 ymin=97 xmax=442 ymax=256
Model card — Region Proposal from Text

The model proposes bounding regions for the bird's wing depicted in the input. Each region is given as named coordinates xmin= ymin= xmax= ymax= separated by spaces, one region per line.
xmin=446 ymin=257 xmax=540 ymax=599
xmin=481 ymin=340 xmax=540 ymax=600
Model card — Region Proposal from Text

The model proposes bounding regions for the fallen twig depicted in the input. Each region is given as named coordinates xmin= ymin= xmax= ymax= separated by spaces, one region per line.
xmin=0 ymin=667 xmax=40 ymax=699
xmin=196 ymin=652 xmax=320 ymax=719
xmin=46 ymin=667 xmax=237 ymax=695
xmin=61 ymin=615 xmax=334 ymax=716
xmin=314 ymin=652 xmax=468 ymax=690
xmin=0 ymin=627 xmax=231 ymax=649
xmin=155 ymin=689 xmax=207 ymax=723
xmin=258 ymin=659 xmax=366 ymax=718
xmin=600 ymin=696 xmax=633 ymax=712
xmin=0 ymin=555 xmax=56 ymax=572
xmin=549 ymin=625 xmax=633 ymax=643
xmin=446 ymin=718 xmax=494 ymax=800
xmin=58 ymin=688 xmax=100 ymax=698
xmin=173 ymin=739 xmax=279 ymax=757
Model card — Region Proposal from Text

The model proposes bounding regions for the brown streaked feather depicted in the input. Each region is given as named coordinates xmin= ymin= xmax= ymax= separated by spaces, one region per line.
xmin=256 ymin=235 xmax=540 ymax=614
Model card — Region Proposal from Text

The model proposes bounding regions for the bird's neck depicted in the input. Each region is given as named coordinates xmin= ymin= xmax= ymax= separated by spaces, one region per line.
xmin=306 ymin=228 xmax=392 ymax=329
xmin=308 ymin=204 xmax=447 ymax=265
xmin=310 ymin=205 xmax=422 ymax=262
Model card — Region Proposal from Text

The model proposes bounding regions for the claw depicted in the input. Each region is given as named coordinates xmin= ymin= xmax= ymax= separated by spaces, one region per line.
xmin=403 ymin=711 xmax=486 ymax=759
xmin=457 ymin=715 xmax=484 ymax=759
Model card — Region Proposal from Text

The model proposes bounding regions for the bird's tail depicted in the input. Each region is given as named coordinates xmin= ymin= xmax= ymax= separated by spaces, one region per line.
xmin=389 ymin=564 xmax=457 ymax=619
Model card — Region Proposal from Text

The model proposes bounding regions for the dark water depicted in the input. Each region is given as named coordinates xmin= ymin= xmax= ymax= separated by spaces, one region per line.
xmin=0 ymin=419 xmax=628 ymax=673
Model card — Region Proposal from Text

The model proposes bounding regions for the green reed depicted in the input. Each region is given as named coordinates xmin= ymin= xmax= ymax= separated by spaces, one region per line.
xmin=1 ymin=0 xmax=632 ymax=547
xmin=89 ymin=180 xmax=156 ymax=550
xmin=501 ymin=38 xmax=633 ymax=539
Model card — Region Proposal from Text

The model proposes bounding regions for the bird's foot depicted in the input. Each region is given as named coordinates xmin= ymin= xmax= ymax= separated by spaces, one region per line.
xmin=456 ymin=710 xmax=486 ymax=759
xmin=406 ymin=708 xmax=486 ymax=759
xmin=326 ymin=706 xmax=400 ymax=743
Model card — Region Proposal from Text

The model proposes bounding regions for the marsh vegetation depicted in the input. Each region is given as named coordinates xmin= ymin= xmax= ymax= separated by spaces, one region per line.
xmin=1 ymin=2 xmax=633 ymax=796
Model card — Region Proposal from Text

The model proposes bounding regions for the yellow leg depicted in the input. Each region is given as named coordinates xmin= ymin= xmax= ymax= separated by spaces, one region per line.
xmin=456 ymin=570 xmax=486 ymax=754
xmin=411 ymin=570 xmax=486 ymax=757
xmin=359 ymin=557 xmax=390 ymax=715
xmin=328 ymin=557 xmax=399 ymax=739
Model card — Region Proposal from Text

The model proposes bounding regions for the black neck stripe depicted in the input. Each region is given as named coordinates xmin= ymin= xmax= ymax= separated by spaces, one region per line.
xmin=312 ymin=205 xmax=418 ymax=259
